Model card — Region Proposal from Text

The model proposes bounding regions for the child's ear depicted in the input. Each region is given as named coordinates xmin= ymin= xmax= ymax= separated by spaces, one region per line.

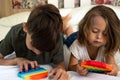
xmin=22 ymin=23 xmax=28 ymax=32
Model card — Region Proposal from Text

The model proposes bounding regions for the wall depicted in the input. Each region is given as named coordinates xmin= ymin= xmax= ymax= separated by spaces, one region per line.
xmin=0 ymin=0 xmax=30 ymax=17
xmin=0 ymin=0 xmax=13 ymax=17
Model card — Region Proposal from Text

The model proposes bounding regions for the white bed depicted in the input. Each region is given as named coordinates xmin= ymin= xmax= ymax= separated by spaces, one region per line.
xmin=0 ymin=5 xmax=120 ymax=76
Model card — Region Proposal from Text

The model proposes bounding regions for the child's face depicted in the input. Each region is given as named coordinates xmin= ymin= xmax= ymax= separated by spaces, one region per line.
xmin=26 ymin=33 xmax=40 ymax=54
xmin=87 ymin=16 xmax=107 ymax=47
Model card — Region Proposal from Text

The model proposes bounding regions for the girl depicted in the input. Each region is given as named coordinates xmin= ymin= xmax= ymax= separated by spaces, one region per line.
xmin=68 ymin=5 xmax=120 ymax=76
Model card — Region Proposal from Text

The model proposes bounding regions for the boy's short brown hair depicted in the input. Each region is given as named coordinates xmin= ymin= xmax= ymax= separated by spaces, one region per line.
xmin=27 ymin=4 xmax=63 ymax=52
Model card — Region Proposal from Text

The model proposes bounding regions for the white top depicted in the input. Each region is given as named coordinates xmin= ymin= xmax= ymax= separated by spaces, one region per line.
xmin=70 ymin=39 xmax=105 ymax=62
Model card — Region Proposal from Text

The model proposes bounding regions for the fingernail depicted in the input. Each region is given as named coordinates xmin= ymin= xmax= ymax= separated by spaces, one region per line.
xmin=49 ymin=75 xmax=54 ymax=79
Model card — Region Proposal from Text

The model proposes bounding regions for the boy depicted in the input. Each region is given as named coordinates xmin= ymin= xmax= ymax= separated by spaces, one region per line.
xmin=0 ymin=4 xmax=68 ymax=80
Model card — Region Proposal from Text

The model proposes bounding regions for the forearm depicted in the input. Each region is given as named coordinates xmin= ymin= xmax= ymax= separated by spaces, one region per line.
xmin=105 ymin=53 xmax=119 ymax=75
xmin=105 ymin=53 xmax=116 ymax=64
xmin=68 ymin=54 xmax=79 ymax=71
xmin=106 ymin=54 xmax=118 ymax=70
xmin=0 ymin=58 xmax=17 ymax=65
xmin=0 ymin=53 xmax=17 ymax=65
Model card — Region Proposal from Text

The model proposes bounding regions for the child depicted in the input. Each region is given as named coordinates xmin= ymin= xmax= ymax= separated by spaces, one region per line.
xmin=0 ymin=4 xmax=69 ymax=79
xmin=68 ymin=5 xmax=120 ymax=76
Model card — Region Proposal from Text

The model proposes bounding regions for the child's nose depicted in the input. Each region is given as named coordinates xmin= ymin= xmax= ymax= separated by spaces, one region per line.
xmin=96 ymin=33 xmax=103 ymax=39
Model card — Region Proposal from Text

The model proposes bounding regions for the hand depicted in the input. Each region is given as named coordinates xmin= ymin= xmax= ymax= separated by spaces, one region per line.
xmin=15 ymin=58 xmax=38 ymax=72
xmin=106 ymin=70 xmax=117 ymax=76
xmin=49 ymin=67 xmax=69 ymax=80
xmin=106 ymin=64 xmax=118 ymax=76
xmin=76 ymin=64 xmax=88 ymax=76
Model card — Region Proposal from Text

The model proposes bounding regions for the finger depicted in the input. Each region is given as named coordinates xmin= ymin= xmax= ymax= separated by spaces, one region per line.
xmin=34 ymin=61 xmax=39 ymax=67
xmin=29 ymin=62 xmax=36 ymax=69
xmin=82 ymin=68 xmax=88 ymax=73
xmin=58 ymin=71 xmax=69 ymax=80
xmin=77 ymin=66 xmax=87 ymax=75
xmin=19 ymin=63 xmax=24 ymax=72
xmin=80 ymin=72 xmax=87 ymax=76
xmin=24 ymin=63 xmax=29 ymax=71
xmin=106 ymin=71 xmax=113 ymax=75
xmin=49 ymin=68 xmax=56 ymax=76
xmin=78 ymin=66 xmax=85 ymax=71
xmin=81 ymin=69 xmax=88 ymax=75
xmin=52 ymin=69 xmax=62 ymax=80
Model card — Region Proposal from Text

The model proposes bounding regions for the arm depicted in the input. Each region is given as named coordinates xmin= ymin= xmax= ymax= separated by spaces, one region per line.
xmin=0 ymin=24 xmax=39 ymax=71
xmin=68 ymin=53 xmax=88 ymax=76
xmin=0 ymin=53 xmax=38 ymax=72
xmin=105 ymin=53 xmax=118 ymax=76
xmin=68 ymin=53 xmax=78 ymax=71
xmin=0 ymin=53 xmax=17 ymax=65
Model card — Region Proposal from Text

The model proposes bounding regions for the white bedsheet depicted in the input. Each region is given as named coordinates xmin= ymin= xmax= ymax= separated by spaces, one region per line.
xmin=68 ymin=71 xmax=120 ymax=80
xmin=0 ymin=65 xmax=52 ymax=80
xmin=0 ymin=25 xmax=11 ymax=41
xmin=0 ymin=65 xmax=120 ymax=80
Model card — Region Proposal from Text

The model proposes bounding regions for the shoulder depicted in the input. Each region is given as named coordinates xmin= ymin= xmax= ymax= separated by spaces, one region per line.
xmin=70 ymin=39 xmax=81 ymax=48
xmin=11 ymin=23 xmax=23 ymax=34
xmin=8 ymin=23 xmax=25 ymax=38
xmin=69 ymin=39 xmax=88 ymax=60
xmin=70 ymin=39 xmax=85 ymax=52
xmin=4 ymin=23 xmax=26 ymax=43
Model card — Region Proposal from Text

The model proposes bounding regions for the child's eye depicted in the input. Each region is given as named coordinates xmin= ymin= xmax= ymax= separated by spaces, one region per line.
xmin=92 ymin=29 xmax=98 ymax=33
xmin=103 ymin=32 xmax=107 ymax=36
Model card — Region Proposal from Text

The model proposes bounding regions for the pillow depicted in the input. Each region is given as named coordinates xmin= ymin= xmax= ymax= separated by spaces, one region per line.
xmin=0 ymin=25 xmax=11 ymax=41
xmin=80 ymin=0 xmax=91 ymax=6
xmin=0 ymin=9 xmax=72 ymax=27
xmin=0 ymin=11 xmax=30 ymax=27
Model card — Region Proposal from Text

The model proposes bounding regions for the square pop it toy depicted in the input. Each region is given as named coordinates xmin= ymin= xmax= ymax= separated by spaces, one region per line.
xmin=80 ymin=60 xmax=112 ymax=73
xmin=18 ymin=67 xmax=48 ymax=80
